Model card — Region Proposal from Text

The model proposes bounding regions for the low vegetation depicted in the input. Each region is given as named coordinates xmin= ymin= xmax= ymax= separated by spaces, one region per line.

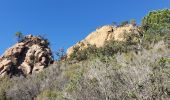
xmin=0 ymin=9 xmax=170 ymax=100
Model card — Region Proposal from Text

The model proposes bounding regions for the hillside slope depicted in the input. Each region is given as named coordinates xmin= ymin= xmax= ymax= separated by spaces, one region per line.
xmin=0 ymin=9 xmax=170 ymax=100
xmin=1 ymin=40 xmax=169 ymax=100
xmin=67 ymin=24 xmax=141 ymax=57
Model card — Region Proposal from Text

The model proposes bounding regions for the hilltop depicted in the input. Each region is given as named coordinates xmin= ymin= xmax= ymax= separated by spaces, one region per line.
xmin=0 ymin=9 xmax=170 ymax=100
xmin=67 ymin=24 xmax=141 ymax=58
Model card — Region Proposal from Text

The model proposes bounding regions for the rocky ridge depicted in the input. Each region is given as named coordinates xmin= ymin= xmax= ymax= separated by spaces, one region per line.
xmin=67 ymin=24 xmax=142 ymax=57
xmin=0 ymin=35 xmax=53 ymax=77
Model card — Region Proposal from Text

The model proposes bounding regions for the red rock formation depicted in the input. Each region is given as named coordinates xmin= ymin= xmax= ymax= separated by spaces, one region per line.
xmin=0 ymin=35 xmax=53 ymax=77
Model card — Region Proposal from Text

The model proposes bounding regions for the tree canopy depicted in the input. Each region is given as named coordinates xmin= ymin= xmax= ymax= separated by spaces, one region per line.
xmin=142 ymin=9 xmax=170 ymax=33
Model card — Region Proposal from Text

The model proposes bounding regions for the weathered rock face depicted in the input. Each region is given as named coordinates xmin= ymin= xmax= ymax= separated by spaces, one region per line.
xmin=0 ymin=35 xmax=53 ymax=77
xmin=67 ymin=24 xmax=142 ymax=57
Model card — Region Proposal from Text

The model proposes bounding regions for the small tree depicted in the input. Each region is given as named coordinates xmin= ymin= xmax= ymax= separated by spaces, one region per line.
xmin=56 ymin=48 xmax=66 ymax=61
xmin=142 ymin=9 xmax=170 ymax=33
xmin=112 ymin=22 xmax=117 ymax=26
xmin=130 ymin=19 xmax=136 ymax=26
xmin=120 ymin=21 xmax=129 ymax=26
xmin=15 ymin=32 xmax=24 ymax=42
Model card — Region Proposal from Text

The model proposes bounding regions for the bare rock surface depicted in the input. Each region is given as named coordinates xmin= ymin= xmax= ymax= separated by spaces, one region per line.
xmin=67 ymin=24 xmax=142 ymax=57
xmin=0 ymin=35 xmax=53 ymax=77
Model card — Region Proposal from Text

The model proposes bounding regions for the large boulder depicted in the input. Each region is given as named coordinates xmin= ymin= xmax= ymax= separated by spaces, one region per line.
xmin=0 ymin=35 xmax=53 ymax=77
xmin=67 ymin=24 xmax=142 ymax=57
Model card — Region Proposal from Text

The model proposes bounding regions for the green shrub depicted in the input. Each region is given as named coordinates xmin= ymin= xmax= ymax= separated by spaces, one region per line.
xmin=120 ymin=21 xmax=129 ymax=26
xmin=69 ymin=38 xmax=139 ymax=62
xmin=69 ymin=45 xmax=98 ymax=61
xmin=100 ymin=40 xmax=138 ymax=56
xmin=142 ymin=30 xmax=170 ymax=49
xmin=141 ymin=10 xmax=170 ymax=49
xmin=142 ymin=9 xmax=170 ymax=33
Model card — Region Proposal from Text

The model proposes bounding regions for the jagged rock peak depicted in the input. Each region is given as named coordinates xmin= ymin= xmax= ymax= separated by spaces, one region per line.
xmin=0 ymin=35 xmax=53 ymax=77
xmin=67 ymin=24 xmax=142 ymax=57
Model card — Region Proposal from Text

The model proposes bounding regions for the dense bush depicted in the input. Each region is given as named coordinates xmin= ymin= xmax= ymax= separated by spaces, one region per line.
xmin=142 ymin=29 xmax=170 ymax=49
xmin=140 ymin=9 xmax=170 ymax=49
xmin=142 ymin=9 xmax=170 ymax=33
xmin=100 ymin=40 xmax=139 ymax=55
xmin=69 ymin=40 xmax=139 ymax=62
xmin=69 ymin=44 xmax=99 ymax=61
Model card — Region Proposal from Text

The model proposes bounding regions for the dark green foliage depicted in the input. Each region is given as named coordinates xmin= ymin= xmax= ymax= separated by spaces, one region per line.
xmin=69 ymin=44 xmax=98 ymax=61
xmin=100 ymin=40 xmax=138 ymax=56
xmin=141 ymin=9 xmax=170 ymax=49
xmin=69 ymin=39 xmax=139 ymax=62
xmin=142 ymin=9 xmax=170 ymax=33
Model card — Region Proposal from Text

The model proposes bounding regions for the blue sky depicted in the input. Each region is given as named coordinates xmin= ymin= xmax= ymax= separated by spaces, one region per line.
xmin=0 ymin=0 xmax=170 ymax=57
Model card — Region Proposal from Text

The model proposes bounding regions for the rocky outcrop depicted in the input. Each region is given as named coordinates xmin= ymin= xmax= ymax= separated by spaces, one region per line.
xmin=0 ymin=35 xmax=53 ymax=77
xmin=67 ymin=24 xmax=142 ymax=57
